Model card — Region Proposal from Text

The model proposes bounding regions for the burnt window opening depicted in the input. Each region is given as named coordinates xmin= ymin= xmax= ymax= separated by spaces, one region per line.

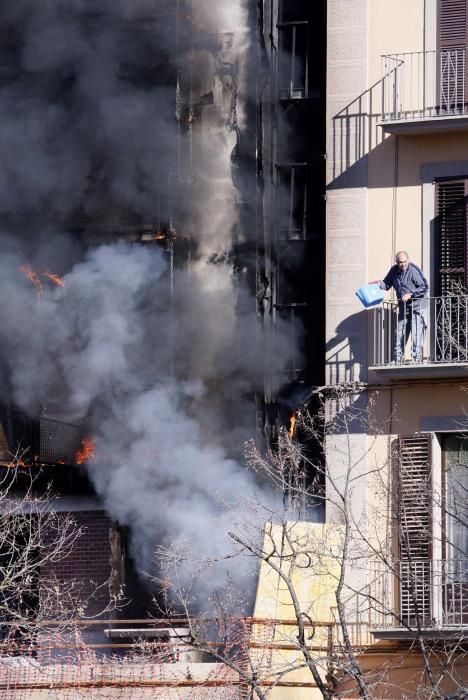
xmin=110 ymin=525 xmax=158 ymax=622
xmin=0 ymin=408 xmax=95 ymax=496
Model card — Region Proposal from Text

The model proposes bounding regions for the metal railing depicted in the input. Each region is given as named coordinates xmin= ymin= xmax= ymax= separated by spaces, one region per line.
xmin=370 ymin=559 xmax=468 ymax=630
xmin=333 ymin=560 xmax=468 ymax=646
xmin=278 ymin=21 xmax=312 ymax=100
xmin=370 ymin=295 xmax=468 ymax=367
xmin=381 ymin=47 xmax=467 ymax=121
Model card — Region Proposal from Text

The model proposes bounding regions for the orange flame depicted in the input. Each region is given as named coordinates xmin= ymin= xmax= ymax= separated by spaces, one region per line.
xmin=20 ymin=264 xmax=44 ymax=295
xmin=20 ymin=265 xmax=65 ymax=292
xmin=75 ymin=437 xmax=95 ymax=465
xmin=288 ymin=414 xmax=296 ymax=439
xmin=44 ymin=271 xmax=65 ymax=287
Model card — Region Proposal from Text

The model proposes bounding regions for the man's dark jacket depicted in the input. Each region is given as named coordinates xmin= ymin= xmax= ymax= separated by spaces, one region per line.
xmin=380 ymin=262 xmax=428 ymax=300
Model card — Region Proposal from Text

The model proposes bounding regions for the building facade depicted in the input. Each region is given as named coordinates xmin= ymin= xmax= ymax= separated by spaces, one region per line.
xmin=326 ymin=0 xmax=468 ymax=695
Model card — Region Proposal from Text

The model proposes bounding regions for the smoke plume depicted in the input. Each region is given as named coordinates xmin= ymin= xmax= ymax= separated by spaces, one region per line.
xmin=0 ymin=0 xmax=296 ymax=599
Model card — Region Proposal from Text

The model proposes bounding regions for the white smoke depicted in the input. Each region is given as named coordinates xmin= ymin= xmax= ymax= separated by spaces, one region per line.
xmin=0 ymin=0 xmax=295 ymax=601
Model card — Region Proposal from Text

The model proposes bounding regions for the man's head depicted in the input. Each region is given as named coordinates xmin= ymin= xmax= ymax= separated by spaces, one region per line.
xmin=395 ymin=250 xmax=409 ymax=272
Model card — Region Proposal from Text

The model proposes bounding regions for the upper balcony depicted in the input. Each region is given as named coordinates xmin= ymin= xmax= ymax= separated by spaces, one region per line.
xmin=380 ymin=47 xmax=468 ymax=135
xmin=369 ymin=295 xmax=468 ymax=380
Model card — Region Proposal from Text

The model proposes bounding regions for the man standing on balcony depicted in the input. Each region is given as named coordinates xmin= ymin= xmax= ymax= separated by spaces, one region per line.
xmin=379 ymin=251 xmax=429 ymax=363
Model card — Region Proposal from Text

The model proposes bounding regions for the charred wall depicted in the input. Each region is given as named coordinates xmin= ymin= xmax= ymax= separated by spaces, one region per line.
xmin=258 ymin=0 xmax=326 ymax=437
xmin=0 ymin=0 xmax=326 ymax=614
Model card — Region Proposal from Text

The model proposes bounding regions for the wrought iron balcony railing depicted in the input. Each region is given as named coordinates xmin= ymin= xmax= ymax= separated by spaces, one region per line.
xmin=370 ymin=559 xmax=468 ymax=632
xmin=370 ymin=295 xmax=468 ymax=368
xmin=332 ymin=559 xmax=468 ymax=647
xmin=381 ymin=47 xmax=467 ymax=122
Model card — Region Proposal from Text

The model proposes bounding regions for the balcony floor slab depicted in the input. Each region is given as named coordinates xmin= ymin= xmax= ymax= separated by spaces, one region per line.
xmin=372 ymin=627 xmax=468 ymax=641
xmin=368 ymin=362 xmax=468 ymax=382
xmin=379 ymin=114 xmax=468 ymax=135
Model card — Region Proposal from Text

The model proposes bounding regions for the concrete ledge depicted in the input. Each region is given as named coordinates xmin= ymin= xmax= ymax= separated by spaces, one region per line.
xmin=379 ymin=114 xmax=468 ymax=135
xmin=372 ymin=626 xmax=468 ymax=641
xmin=369 ymin=362 xmax=468 ymax=382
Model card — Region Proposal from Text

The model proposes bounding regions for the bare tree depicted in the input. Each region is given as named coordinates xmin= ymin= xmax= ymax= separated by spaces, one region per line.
xmin=154 ymin=387 xmax=468 ymax=699
xmin=0 ymin=450 xmax=114 ymax=651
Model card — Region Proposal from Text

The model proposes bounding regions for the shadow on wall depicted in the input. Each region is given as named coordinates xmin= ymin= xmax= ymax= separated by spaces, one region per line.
xmin=325 ymin=311 xmax=366 ymax=385
xmin=329 ymin=75 xmax=419 ymax=190
xmin=326 ymin=389 xmax=369 ymax=437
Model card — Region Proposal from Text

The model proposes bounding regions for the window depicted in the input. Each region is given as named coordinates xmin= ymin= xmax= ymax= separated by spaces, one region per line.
xmin=442 ymin=435 xmax=468 ymax=574
xmin=436 ymin=179 xmax=468 ymax=295
xmin=435 ymin=180 xmax=468 ymax=361
xmin=395 ymin=433 xmax=468 ymax=626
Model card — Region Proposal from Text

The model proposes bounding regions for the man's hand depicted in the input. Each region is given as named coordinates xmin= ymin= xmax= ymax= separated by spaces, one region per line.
xmin=401 ymin=293 xmax=411 ymax=302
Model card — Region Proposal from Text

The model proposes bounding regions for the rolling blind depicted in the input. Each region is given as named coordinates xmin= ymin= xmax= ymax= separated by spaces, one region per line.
xmin=438 ymin=0 xmax=468 ymax=48
xmin=438 ymin=1 xmax=468 ymax=113
xmin=436 ymin=180 xmax=468 ymax=296
xmin=398 ymin=435 xmax=432 ymax=624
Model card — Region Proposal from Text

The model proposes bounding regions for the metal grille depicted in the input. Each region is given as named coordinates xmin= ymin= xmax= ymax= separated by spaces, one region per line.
xmin=39 ymin=418 xmax=83 ymax=465
xmin=440 ymin=48 xmax=466 ymax=114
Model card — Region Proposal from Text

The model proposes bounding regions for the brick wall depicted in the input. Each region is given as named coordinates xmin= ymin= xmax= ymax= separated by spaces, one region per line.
xmin=40 ymin=510 xmax=112 ymax=618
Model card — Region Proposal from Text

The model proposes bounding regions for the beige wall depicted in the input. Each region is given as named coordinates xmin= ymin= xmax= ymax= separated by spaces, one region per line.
xmin=327 ymin=0 xmax=468 ymax=347
xmin=368 ymin=0 xmax=425 ymax=83
xmin=371 ymin=384 xmax=468 ymax=435
xmin=336 ymin=647 xmax=468 ymax=698
xmin=368 ymin=135 xmax=468 ymax=286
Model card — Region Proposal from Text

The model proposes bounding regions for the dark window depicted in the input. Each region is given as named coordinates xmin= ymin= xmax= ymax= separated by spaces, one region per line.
xmin=435 ymin=179 xmax=468 ymax=296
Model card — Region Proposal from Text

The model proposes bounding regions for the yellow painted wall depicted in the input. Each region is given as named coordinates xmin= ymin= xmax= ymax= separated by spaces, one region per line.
xmin=253 ymin=522 xmax=343 ymax=700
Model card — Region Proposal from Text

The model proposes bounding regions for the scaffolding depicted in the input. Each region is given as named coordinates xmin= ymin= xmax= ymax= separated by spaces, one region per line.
xmin=0 ymin=617 xmax=334 ymax=699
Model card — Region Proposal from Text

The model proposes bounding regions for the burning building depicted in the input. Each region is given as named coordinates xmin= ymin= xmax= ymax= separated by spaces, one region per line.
xmin=0 ymin=0 xmax=327 ymax=695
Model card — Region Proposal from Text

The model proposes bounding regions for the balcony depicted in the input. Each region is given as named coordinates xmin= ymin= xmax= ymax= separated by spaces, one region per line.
xmin=370 ymin=559 xmax=468 ymax=640
xmin=380 ymin=47 xmax=468 ymax=134
xmin=0 ymin=412 xmax=84 ymax=466
xmin=369 ymin=295 xmax=468 ymax=379
xmin=333 ymin=560 xmax=468 ymax=647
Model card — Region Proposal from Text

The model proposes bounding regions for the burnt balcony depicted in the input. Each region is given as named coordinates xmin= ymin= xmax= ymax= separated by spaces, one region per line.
xmin=380 ymin=47 xmax=468 ymax=134
xmin=0 ymin=412 xmax=84 ymax=467
xmin=369 ymin=295 xmax=468 ymax=379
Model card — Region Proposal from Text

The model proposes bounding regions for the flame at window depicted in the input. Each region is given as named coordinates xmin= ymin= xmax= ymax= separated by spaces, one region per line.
xmin=75 ymin=437 xmax=95 ymax=465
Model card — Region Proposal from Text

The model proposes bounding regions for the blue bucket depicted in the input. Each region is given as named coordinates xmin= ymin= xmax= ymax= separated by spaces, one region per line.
xmin=356 ymin=283 xmax=384 ymax=308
